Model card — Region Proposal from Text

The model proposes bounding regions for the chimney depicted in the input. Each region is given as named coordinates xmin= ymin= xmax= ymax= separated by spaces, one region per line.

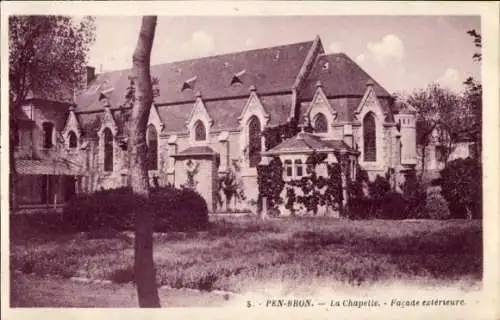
xmin=86 ymin=66 xmax=96 ymax=86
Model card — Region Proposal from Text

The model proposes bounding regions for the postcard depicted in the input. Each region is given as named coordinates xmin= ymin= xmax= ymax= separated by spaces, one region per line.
xmin=1 ymin=1 xmax=499 ymax=319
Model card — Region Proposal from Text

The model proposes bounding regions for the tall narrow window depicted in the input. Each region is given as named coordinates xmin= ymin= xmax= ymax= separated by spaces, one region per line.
xmin=103 ymin=128 xmax=113 ymax=172
xmin=363 ymin=112 xmax=376 ymax=162
xmin=313 ymin=113 xmax=328 ymax=133
xmin=284 ymin=160 xmax=293 ymax=177
xmin=42 ymin=122 xmax=54 ymax=148
xmin=146 ymin=125 xmax=158 ymax=170
xmin=68 ymin=131 xmax=78 ymax=149
xmin=295 ymin=159 xmax=303 ymax=177
xmin=248 ymin=116 xmax=261 ymax=167
xmin=194 ymin=120 xmax=206 ymax=141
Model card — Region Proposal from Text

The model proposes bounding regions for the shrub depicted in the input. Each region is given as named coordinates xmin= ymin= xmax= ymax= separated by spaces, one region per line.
xmin=63 ymin=187 xmax=137 ymax=231
xmin=424 ymin=191 xmax=451 ymax=220
xmin=152 ymin=185 xmax=209 ymax=232
xmin=401 ymin=172 xmax=427 ymax=219
xmin=379 ymin=191 xmax=407 ymax=220
xmin=439 ymin=158 xmax=482 ymax=219
xmin=63 ymin=186 xmax=209 ymax=232
xmin=368 ymin=175 xmax=392 ymax=217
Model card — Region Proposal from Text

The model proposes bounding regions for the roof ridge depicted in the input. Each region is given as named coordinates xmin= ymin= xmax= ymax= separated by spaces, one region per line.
xmin=92 ymin=39 xmax=315 ymax=76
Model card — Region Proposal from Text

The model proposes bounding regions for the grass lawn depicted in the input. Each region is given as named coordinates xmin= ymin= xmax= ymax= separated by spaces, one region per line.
xmin=9 ymin=215 xmax=482 ymax=306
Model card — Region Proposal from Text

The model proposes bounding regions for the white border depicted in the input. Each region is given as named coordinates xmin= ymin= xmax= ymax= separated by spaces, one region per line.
xmin=1 ymin=2 xmax=499 ymax=320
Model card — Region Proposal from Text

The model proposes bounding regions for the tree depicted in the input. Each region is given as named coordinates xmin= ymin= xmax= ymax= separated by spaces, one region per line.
xmin=406 ymin=84 xmax=462 ymax=175
xmin=9 ymin=15 xmax=96 ymax=211
xmin=463 ymin=29 xmax=482 ymax=160
xmin=439 ymin=158 xmax=481 ymax=219
xmin=129 ymin=16 xmax=161 ymax=308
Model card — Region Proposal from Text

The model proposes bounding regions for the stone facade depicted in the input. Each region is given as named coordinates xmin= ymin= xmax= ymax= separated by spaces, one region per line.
xmin=14 ymin=36 xmax=418 ymax=213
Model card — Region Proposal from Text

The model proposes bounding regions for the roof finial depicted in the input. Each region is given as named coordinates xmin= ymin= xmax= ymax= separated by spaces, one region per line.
xmin=249 ymin=85 xmax=256 ymax=92
xmin=315 ymin=80 xmax=323 ymax=88
xmin=195 ymin=90 xmax=202 ymax=98
xmin=366 ymin=79 xmax=375 ymax=87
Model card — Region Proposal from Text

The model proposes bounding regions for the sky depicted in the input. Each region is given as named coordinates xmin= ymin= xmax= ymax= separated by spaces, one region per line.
xmin=87 ymin=15 xmax=481 ymax=95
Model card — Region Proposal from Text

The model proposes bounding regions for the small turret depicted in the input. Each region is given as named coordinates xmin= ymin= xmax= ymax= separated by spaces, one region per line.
xmin=394 ymin=100 xmax=417 ymax=166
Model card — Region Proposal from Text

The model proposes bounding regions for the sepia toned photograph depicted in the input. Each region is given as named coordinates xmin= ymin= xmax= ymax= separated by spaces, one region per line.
xmin=1 ymin=2 xmax=499 ymax=319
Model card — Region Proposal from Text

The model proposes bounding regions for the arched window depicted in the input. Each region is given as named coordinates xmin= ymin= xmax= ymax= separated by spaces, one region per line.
xmin=194 ymin=120 xmax=206 ymax=141
xmin=294 ymin=159 xmax=303 ymax=177
xmin=68 ymin=131 xmax=77 ymax=149
xmin=103 ymin=128 xmax=114 ymax=172
xmin=42 ymin=122 xmax=54 ymax=148
xmin=146 ymin=125 xmax=158 ymax=170
xmin=248 ymin=116 xmax=261 ymax=167
xmin=313 ymin=113 xmax=328 ymax=133
xmin=363 ymin=112 xmax=376 ymax=162
xmin=284 ymin=160 xmax=293 ymax=177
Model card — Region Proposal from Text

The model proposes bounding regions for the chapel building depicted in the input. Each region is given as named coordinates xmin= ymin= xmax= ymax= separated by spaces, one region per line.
xmin=13 ymin=35 xmax=417 ymax=213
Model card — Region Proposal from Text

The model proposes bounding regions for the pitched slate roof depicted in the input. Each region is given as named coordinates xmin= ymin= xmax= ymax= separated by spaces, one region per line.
xmin=299 ymin=53 xmax=391 ymax=100
xmin=297 ymin=53 xmax=395 ymax=124
xmin=74 ymin=40 xmax=314 ymax=112
xmin=264 ymin=132 xmax=356 ymax=155
xmin=156 ymin=94 xmax=293 ymax=134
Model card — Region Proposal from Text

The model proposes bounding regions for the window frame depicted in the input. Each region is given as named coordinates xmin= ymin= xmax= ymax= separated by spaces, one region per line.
xmin=247 ymin=115 xmax=262 ymax=168
xmin=146 ymin=125 xmax=159 ymax=171
xmin=194 ymin=120 xmax=207 ymax=142
xmin=313 ymin=113 xmax=328 ymax=133
xmin=363 ymin=112 xmax=377 ymax=162
xmin=103 ymin=127 xmax=114 ymax=172
xmin=42 ymin=122 xmax=55 ymax=149
xmin=68 ymin=131 xmax=78 ymax=149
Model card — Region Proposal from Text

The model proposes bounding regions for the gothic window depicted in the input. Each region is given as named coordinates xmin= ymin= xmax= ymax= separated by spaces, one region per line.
xmin=194 ymin=120 xmax=206 ymax=141
xmin=284 ymin=160 xmax=293 ymax=177
xmin=42 ymin=122 xmax=54 ymax=148
xmin=313 ymin=113 xmax=328 ymax=133
xmin=363 ymin=112 xmax=376 ymax=162
xmin=146 ymin=125 xmax=158 ymax=170
xmin=295 ymin=159 xmax=303 ymax=177
xmin=248 ymin=116 xmax=262 ymax=167
xmin=103 ymin=128 xmax=114 ymax=172
xmin=68 ymin=131 xmax=78 ymax=149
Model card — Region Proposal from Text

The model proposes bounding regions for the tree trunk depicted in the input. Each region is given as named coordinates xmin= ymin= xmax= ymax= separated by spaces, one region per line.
xmin=130 ymin=16 xmax=160 ymax=308
xmin=9 ymin=100 xmax=20 ymax=214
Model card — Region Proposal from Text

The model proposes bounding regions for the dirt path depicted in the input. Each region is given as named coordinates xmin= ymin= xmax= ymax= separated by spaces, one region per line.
xmin=10 ymin=273 xmax=235 ymax=308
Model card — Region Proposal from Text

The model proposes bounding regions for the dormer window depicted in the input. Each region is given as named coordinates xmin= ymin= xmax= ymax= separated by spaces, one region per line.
xmin=231 ymin=76 xmax=242 ymax=86
xmin=181 ymin=76 xmax=197 ymax=92
xmin=42 ymin=122 xmax=54 ymax=148
xmin=231 ymin=69 xmax=246 ymax=86
xmin=194 ymin=120 xmax=207 ymax=141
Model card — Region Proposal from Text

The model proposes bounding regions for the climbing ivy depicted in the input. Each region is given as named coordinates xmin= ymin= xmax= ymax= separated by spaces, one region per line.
xmin=262 ymin=120 xmax=300 ymax=151
xmin=257 ymin=156 xmax=285 ymax=213
xmin=284 ymin=152 xmax=343 ymax=216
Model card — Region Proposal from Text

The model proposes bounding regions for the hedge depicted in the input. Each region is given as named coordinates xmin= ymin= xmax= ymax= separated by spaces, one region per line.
xmin=63 ymin=186 xmax=209 ymax=232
